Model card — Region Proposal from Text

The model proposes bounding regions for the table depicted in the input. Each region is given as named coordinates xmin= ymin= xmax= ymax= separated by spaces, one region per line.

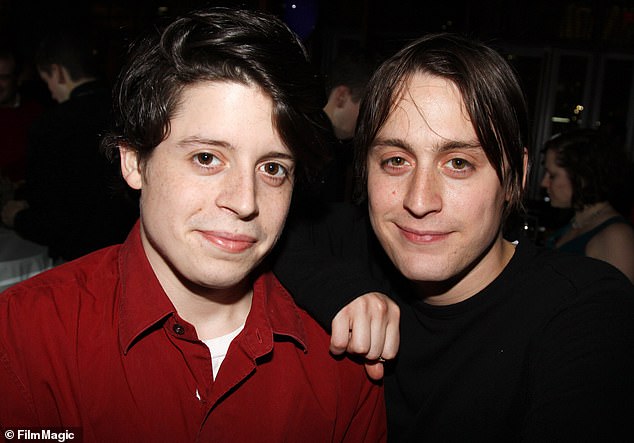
xmin=0 ymin=226 xmax=53 ymax=292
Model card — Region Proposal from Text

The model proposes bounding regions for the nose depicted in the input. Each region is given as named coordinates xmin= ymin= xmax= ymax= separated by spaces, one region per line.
xmin=540 ymin=173 xmax=549 ymax=189
xmin=216 ymin=168 xmax=259 ymax=220
xmin=403 ymin=166 xmax=442 ymax=217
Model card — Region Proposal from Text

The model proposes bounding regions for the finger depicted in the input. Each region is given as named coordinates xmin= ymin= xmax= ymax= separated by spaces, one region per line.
xmin=364 ymin=316 xmax=387 ymax=361
xmin=364 ymin=360 xmax=384 ymax=381
xmin=329 ymin=313 xmax=352 ymax=355
xmin=379 ymin=315 xmax=400 ymax=360
xmin=346 ymin=315 xmax=371 ymax=355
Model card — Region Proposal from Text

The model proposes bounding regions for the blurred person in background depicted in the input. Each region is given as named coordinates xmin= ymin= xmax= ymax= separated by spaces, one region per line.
xmin=310 ymin=52 xmax=375 ymax=203
xmin=0 ymin=45 xmax=43 ymax=192
xmin=541 ymin=128 xmax=634 ymax=282
xmin=1 ymin=27 xmax=137 ymax=261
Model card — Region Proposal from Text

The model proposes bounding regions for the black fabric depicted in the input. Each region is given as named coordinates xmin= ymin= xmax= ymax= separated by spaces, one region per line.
xmin=14 ymin=80 xmax=138 ymax=260
xmin=274 ymin=203 xmax=634 ymax=442
xmin=272 ymin=202 xmax=389 ymax=330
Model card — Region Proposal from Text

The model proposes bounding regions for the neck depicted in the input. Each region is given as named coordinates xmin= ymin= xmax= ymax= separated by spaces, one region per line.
xmin=418 ymin=234 xmax=516 ymax=306
xmin=572 ymin=201 xmax=610 ymax=229
xmin=167 ymin=279 xmax=254 ymax=341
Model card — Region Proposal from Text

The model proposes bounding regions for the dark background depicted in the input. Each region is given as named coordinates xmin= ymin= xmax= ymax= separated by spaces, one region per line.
xmin=2 ymin=0 xmax=634 ymax=220
xmin=3 ymin=1 xmax=633 ymax=79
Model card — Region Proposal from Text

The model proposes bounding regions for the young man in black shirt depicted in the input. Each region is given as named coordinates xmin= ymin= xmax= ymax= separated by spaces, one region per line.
xmin=275 ymin=33 xmax=634 ymax=441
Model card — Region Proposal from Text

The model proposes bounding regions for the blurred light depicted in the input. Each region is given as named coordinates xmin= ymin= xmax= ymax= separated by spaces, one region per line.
xmin=551 ymin=116 xmax=571 ymax=123
xmin=284 ymin=0 xmax=317 ymax=40
xmin=573 ymin=104 xmax=584 ymax=114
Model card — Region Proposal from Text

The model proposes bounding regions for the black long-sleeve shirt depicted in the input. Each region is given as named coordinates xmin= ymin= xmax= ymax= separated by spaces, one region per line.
xmin=274 ymin=203 xmax=634 ymax=441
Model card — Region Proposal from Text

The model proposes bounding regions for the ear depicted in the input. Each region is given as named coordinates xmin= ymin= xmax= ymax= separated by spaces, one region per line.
xmin=119 ymin=145 xmax=143 ymax=190
xmin=333 ymin=85 xmax=351 ymax=108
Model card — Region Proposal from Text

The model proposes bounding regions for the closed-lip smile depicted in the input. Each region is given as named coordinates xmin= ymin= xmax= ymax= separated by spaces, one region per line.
xmin=395 ymin=223 xmax=451 ymax=244
xmin=199 ymin=230 xmax=257 ymax=253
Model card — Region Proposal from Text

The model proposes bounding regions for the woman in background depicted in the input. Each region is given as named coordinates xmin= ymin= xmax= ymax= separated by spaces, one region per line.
xmin=541 ymin=128 xmax=634 ymax=283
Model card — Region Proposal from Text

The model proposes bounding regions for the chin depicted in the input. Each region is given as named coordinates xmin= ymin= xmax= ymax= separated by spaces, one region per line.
xmin=394 ymin=258 xmax=449 ymax=282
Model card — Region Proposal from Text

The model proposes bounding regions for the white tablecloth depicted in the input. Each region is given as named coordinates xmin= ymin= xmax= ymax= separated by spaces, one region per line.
xmin=0 ymin=226 xmax=53 ymax=292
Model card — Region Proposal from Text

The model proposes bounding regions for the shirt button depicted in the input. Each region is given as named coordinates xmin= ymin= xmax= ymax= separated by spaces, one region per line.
xmin=173 ymin=324 xmax=185 ymax=335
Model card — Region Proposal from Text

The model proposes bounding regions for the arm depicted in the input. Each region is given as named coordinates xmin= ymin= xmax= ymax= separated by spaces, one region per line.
xmin=1 ymin=200 xmax=28 ymax=228
xmin=522 ymin=275 xmax=634 ymax=440
xmin=341 ymin=371 xmax=387 ymax=443
xmin=586 ymin=222 xmax=634 ymax=283
xmin=273 ymin=202 xmax=399 ymax=378
xmin=0 ymin=344 xmax=39 ymax=428
xmin=0 ymin=294 xmax=39 ymax=427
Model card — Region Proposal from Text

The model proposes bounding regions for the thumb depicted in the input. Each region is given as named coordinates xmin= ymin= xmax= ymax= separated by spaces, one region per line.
xmin=364 ymin=360 xmax=385 ymax=381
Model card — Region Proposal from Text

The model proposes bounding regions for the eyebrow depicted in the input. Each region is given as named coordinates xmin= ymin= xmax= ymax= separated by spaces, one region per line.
xmin=177 ymin=136 xmax=295 ymax=161
xmin=371 ymin=137 xmax=482 ymax=154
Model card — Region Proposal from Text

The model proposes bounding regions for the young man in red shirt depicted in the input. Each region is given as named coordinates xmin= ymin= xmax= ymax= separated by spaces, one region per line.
xmin=0 ymin=8 xmax=385 ymax=442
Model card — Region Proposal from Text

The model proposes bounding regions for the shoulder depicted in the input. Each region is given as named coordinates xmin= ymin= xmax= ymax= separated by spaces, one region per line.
xmin=509 ymin=244 xmax=634 ymax=366
xmin=294 ymin=306 xmax=382 ymax=403
xmin=589 ymin=219 xmax=634 ymax=246
xmin=263 ymin=273 xmax=372 ymax=380
xmin=513 ymin=242 xmax=634 ymax=308
xmin=0 ymin=246 xmax=121 ymax=330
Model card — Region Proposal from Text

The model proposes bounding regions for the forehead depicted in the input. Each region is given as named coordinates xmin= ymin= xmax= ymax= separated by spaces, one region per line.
xmin=168 ymin=81 xmax=287 ymax=151
xmin=379 ymin=72 xmax=478 ymax=147
xmin=174 ymin=81 xmax=272 ymax=123
xmin=544 ymin=148 xmax=562 ymax=167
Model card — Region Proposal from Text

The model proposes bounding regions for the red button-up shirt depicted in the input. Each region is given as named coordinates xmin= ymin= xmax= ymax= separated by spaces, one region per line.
xmin=0 ymin=224 xmax=386 ymax=442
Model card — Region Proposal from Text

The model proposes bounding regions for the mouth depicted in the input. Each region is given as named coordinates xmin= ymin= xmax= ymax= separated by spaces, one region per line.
xmin=198 ymin=230 xmax=257 ymax=253
xmin=395 ymin=223 xmax=452 ymax=244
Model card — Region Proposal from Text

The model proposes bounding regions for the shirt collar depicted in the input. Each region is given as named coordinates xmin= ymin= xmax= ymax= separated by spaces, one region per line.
xmin=117 ymin=223 xmax=308 ymax=355
xmin=117 ymin=222 xmax=175 ymax=354
xmin=240 ymin=271 xmax=308 ymax=357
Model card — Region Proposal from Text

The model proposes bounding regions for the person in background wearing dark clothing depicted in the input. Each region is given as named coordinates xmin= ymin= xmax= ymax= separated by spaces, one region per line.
xmin=315 ymin=53 xmax=374 ymax=202
xmin=541 ymin=128 xmax=634 ymax=282
xmin=0 ymin=8 xmax=385 ymax=442
xmin=1 ymin=29 xmax=137 ymax=261
xmin=0 ymin=46 xmax=43 ymax=188
xmin=274 ymin=33 xmax=634 ymax=441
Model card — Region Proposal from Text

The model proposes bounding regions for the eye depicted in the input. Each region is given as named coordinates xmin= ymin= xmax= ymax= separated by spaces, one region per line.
xmin=449 ymin=158 xmax=470 ymax=170
xmin=441 ymin=156 xmax=475 ymax=178
xmin=259 ymin=162 xmax=287 ymax=178
xmin=194 ymin=152 xmax=221 ymax=167
xmin=258 ymin=161 xmax=291 ymax=187
xmin=382 ymin=156 xmax=409 ymax=168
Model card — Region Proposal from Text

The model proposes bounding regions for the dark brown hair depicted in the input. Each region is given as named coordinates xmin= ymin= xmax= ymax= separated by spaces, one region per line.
xmin=354 ymin=33 xmax=529 ymax=219
xmin=101 ymin=7 xmax=328 ymax=184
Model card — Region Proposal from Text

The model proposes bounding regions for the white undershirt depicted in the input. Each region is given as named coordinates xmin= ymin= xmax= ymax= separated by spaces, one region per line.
xmin=202 ymin=323 xmax=245 ymax=380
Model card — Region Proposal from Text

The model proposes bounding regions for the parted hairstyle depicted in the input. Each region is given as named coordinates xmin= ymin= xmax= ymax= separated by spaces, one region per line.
xmin=101 ymin=7 xmax=328 ymax=184
xmin=543 ymin=128 xmax=630 ymax=211
xmin=354 ymin=33 xmax=529 ymax=219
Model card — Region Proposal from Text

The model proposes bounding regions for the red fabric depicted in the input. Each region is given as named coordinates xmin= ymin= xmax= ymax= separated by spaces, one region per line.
xmin=0 ymin=225 xmax=386 ymax=442
xmin=0 ymin=100 xmax=43 ymax=182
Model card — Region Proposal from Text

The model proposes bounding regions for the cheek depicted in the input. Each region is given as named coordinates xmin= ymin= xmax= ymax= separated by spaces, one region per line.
xmin=552 ymin=177 xmax=571 ymax=196
xmin=368 ymin=170 xmax=401 ymax=207
xmin=457 ymin=182 xmax=504 ymax=218
xmin=260 ymin=186 xmax=293 ymax=229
